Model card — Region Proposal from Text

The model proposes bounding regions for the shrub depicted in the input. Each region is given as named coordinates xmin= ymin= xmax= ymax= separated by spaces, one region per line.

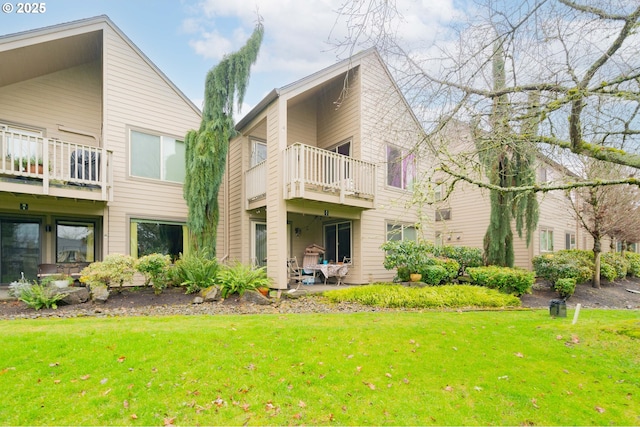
xmin=625 ymin=252 xmax=640 ymax=277
xmin=216 ymin=262 xmax=271 ymax=298
xmin=323 ymin=284 xmax=520 ymax=308
xmin=421 ymin=265 xmax=449 ymax=285
xmin=80 ymin=254 xmax=137 ymax=290
xmin=18 ymin=283 xmax=67 ymax=310
xmin=430 ymin=245 xmax=483 ymax=275
xmin=8 ymin=279 xmax=32 ymax=298
xmin=467 ymin=266 xmax=534 ymax=296
xmin=601 ymin=252 xmax=628 ymax=280
xmin=554 ymin=277 xmax=576 ymax=299
xmin=532 ymin=251 xmax=593 ymax=284
xmin=381 ymin=240 xmax=430 ymax=274
xmin=599 ymin=261 xmax=617 ymax=282
xmin=136 ymin=253 xmax=172 ymax=294
xmin=172 ymin=250 xmax=219 ymax=294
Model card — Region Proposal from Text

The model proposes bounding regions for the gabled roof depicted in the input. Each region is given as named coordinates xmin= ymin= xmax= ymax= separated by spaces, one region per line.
xmin=235 ymin=47 xmax=422 ymax=131
xmin=0 ymin=15 xmax=200 ymax=116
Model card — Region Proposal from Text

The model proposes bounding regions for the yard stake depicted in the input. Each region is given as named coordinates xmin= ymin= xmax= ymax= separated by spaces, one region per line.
xmin=572 ymin=303 xmax=581 ymax=325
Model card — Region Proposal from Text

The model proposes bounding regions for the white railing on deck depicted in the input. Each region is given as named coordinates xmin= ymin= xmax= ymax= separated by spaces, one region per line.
xmin=245 ymin=160 xmax=267 ymax=201
xmin=0 ymin=128 xmax=112 ymax=200
xmin=284 ymin=143 xmax=376 ymax=201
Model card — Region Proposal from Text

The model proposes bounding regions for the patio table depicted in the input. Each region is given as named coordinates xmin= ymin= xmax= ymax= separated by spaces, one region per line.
xmin=312 ymin=263 xmax=349 ymax=285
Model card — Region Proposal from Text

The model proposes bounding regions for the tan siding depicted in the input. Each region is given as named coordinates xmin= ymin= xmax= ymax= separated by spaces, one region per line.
xmin=287 ymin=98 xmax=316 ymax=145
xmin=102 ymin=26 xmax=200 ymax=255
xmin=0 ymin=61 xmax=102 ymax=145
xmin=317 ymin=71 xmax=360 ymax=151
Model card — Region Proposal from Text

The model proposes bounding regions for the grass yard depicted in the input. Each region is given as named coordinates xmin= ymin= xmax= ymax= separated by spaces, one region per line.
xmin=0 ymin=309 xmax=638 ymax=426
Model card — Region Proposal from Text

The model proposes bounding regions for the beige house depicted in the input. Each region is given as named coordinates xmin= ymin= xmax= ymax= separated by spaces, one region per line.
xmin=431 ymin=123 xmax=615 ymax=269
xmin=218 ymin=49 xmax=428 ymax=288
xmin=0 ymin=16 xmax=201 ymax=284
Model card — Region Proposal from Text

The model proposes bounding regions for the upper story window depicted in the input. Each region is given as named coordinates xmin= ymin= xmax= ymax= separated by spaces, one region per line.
xmin=386 ymin=144 xmax=415 ymax=190
xmin=540 ymin=228 xmax=554 ymax=252
xmin=538 ymin=167 xmax=548 ymax=183
xmin=130 ymin=130 xmax=185 ymax=183
xmin=250 ymin=139 xmax=267 ymax=167
xmin=330 ymin=140 xmax=351 ymax=156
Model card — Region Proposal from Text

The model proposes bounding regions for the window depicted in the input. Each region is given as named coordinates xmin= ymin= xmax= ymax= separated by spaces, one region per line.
xmin=540 ymin=228 xmax=554 ymax=252
xmin=252 ymin=221 xmax=267 ymax=267
xmin=250 ymin=139 xmax=267 ymax=167
xmin=565 ymin=232 xmax=576 ymax=250
xmin=435 ymin=231 xmax=443 ymax=247
xmin=330 ymin=140 xmax=351 ymax=156
xmin=130 ymin=130 xmax=185 ymax=183
xmin=434 ymin=183 xmax=444 ymax=202
xmin=386 ymin=223 xmax=417 ymax=242
xmin=130 ymin=220 xmax=187 ymax=262
xmin=538 ymin=167 xmax=548 ymax=183
xmin=436 ymin=208 xmax=451 ymax=221
xmin=56 ymin=221 xmax=96 ymax=263
xmin=386 ymin=145 xmax=415 ymax=190
xmin=324 ymin=221 xmax=351 ymax=263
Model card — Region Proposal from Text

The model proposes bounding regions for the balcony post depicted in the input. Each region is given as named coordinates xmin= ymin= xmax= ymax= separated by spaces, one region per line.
xmin=42 ymin=137 xmax=49 ymax=195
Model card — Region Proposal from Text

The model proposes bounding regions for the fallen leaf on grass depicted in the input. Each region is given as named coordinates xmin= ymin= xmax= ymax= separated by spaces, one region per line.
xmin=444 ymin=385 xmax=453 ymax=392
xmin=117 ymin=356 xmax=126 ymax=363
xmin=80 ymin=374 xmax=90 ymax=380
xmin=163 ymin=417 xmax=175 ymax=426
xmin=53 ymin=379 xmax=61 ymax=384
xmin=103 ymin=388 xmax=112 ymax=396
xmin=515 ymin=352 xmax=524 ymax=358
xmin=130 ymin=414 xmax=138 ymax=420
xmin=293 ymin=413 xmax=302 ymax=420
xmin=363 ymin=381 xmax=376 ymax=390
xmin=571 ymin=335 xmax=580 ymax=344
xmin=123 ymin=400 xmax=129 ymax=409
xmin=100 ymin=378 xmax=108 ymax=384
xmin=595 ymin=406 xmax=605 ymax=413
xmin=385 ymin=373 xmax=392 ymax=378
xmin=531 ymin=398 xmax=539 ymax=409
xmin=49 ymin=362 xmax=60 ymax=367
xmin=298 ymin=400 xmax=306 ymax=408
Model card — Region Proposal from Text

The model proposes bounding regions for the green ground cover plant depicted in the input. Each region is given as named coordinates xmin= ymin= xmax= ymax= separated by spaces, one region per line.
xmin=0 ymin=310 xmax=637 ymax=426
xmin=324 ymin=284 xmax=520 ymax=308
xmin=466 ymin=266 xmax=535 ymax=295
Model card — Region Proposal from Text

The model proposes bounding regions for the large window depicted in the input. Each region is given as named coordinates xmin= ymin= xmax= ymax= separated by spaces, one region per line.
xmin=0 ymin=219 xmax=40 ymax=283
xmin=56 ymin=221 xmax=95 ymax=263
xmin=130 ymin=220 xmax=187 ymax=262
xmin=130 ymin=130 xmax=185 ymax=183
xmin=386 ymin=223 xmax=417 ymax=242
xmin=324 ymin=221 xmax=351 ymax=264
xmin=540 ymin=228 xmax=554 ymax=252
xmin=386 ymin=145 xmax=415 ymax=190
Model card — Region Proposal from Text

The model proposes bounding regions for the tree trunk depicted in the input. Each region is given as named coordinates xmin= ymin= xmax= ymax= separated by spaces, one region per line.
xmin=592 ymin=237 xmax=601 ymax=289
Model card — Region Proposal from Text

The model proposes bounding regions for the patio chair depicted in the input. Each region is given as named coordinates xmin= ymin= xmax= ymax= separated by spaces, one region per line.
xmin=287 ymin=257 xmax=314 ymax=292
xmin=37 ymin=263 xmax=60 ymax=282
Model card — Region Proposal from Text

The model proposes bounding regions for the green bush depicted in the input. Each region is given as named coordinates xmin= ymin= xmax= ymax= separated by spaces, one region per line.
xmin=466 ymin=266 xmax=534 ymax=296
xmin=80 ymin=254 xmax=137 ymax=290
xmin=216 ymin=262 xmax=271 ymax=298
xmin=433 ymin=257 xmax=460 ymax=282
xmin=554 ymin=277 xmax=576 ymax=299
xmin=136 ymin=253 xmax=172 ymax=294
xmin=532 ymin=251 xmax=593 ymax=284
xmin=323 ymin=284 xmax=520 ymax=308
xmin=172 ymin=250 xmax=219 ymax=294
xmin=429 ymin=245 xmax=483 ymax=275
xmin=625 ymin=252 xmax=640 ymax=277
xmin=421 ymin=265 xmax=448 ymax=285
xmin=599 ymin=261 xmax=617 ymax=282
xmin=381 ymin=240 xmax=430 ymax=274
xmin=18 ymin=283 xmax=67 ymax=310
xmin=601 ymin=252 xmax=628 ymax=280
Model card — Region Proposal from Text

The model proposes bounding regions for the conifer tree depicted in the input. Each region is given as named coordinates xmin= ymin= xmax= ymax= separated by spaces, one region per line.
xmin=184 ymin=22 xmax=264 ymax=256
xmin=477 ymin=41 xmax=539 ymax=267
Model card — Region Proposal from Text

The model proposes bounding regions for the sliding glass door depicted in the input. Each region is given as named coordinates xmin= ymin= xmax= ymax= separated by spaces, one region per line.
xmin=0 ymin=219 xmax=40 ymax=283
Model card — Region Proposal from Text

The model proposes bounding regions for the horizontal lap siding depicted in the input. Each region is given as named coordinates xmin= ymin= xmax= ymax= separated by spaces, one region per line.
xmin=103 ymin=28 xmax=200 ymax=255
xmin=0 ymin=61 xmax=102 ymax=145
xmin=359 ymin=55 xmax=426 ymax=282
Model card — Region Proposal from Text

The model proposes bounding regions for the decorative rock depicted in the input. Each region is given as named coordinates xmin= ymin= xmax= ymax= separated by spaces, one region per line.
xmin=192 ymin=296 xmax=204 ymax=304
xmin=91 ymin=286 xmax=110 ymax=304
xmin=201 ymin=286 xmax=220 ymax=302
xmin=239 ymin=290 xmax=272 ymax=305
xmin=58 ymin=287 xmax=90 ymax=305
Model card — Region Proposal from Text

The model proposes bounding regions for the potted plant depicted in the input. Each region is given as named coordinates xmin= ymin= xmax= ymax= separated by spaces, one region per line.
xmin=14 ymin=156 xmax=45 ymax=174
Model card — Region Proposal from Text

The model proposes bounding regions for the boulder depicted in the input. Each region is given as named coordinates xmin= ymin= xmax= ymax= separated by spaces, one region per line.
xmin=91 ymin=286 xmax=110 ymax=304
xmin=239 ymin=290 xmax=272 ymax=305
xmin=56 ymin=287 xmax=90 ymax=305
xmin=201 ymin=286 xmax=221 ymax=302
xmin=192 ymin=296 xmax=204 ymax=304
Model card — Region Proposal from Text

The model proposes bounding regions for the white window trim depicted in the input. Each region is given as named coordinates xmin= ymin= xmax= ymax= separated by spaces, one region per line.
xmin=540 ymin=228 xmax=554 ymax=252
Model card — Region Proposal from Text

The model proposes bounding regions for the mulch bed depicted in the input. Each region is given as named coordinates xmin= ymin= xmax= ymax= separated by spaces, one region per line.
xmin=1 ymin=279 xmax=639 ymax=320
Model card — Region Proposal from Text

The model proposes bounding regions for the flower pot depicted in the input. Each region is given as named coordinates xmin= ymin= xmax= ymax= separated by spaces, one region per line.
xmin=257 ymin=287 xmax=269 ymax=297
xmin=28 ymin=164 xmax=44 ymax=174
xmin=409 ymin=273 xmax=422 ymax=282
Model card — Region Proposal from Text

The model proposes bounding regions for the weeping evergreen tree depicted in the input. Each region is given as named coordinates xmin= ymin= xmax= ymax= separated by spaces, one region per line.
xmin=184 ymin=22 xmax=264 ymax=256
xmin=476 ymin=41 xmax=539 ymax=267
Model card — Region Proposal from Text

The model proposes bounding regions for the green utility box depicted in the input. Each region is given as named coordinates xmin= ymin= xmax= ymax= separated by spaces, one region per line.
xmin=549 ymin=299 xmax=567 ymax=317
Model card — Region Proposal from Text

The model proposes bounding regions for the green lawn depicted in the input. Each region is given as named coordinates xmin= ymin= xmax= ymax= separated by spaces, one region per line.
xmin=0 ymin=309 xmax=638 ymax=426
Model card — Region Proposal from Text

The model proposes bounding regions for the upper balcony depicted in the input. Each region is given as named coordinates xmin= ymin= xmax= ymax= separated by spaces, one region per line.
xmin=0 ymin=128 xmax=113 ymax=201
xmin=245 ymin=142 xmax=376 ymax=210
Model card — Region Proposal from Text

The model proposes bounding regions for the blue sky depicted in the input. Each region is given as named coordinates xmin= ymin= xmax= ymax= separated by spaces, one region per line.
xmin=0 ymin=0 xmax=463 ymax=118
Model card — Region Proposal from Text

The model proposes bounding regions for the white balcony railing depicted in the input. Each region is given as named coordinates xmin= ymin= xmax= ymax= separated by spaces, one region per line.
xmin=0 ymin=128 xmax=112 ymax=201
xmin=284 ymin=143 xmax=376 ymax=204
xmin=245 ymin=159 xmax=267 ymax=201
